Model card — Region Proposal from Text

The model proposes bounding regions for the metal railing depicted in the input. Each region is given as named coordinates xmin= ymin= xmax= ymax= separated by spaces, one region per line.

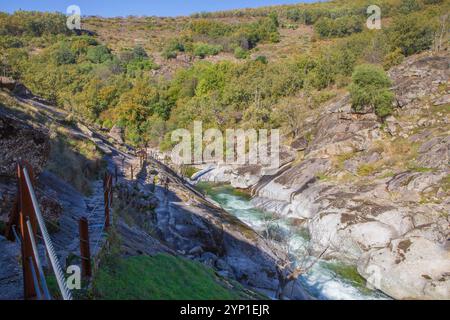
xmin=4 ymin=157 xmax=116 ymax=300
xmin=6 ymin=162 xmax=72 ymax=300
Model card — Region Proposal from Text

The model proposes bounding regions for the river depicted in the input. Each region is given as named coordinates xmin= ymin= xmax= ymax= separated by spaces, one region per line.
xmin=196 ymin=182 xmax=389 ymax=300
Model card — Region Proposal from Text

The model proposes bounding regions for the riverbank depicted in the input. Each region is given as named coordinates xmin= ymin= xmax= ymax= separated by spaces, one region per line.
xmin=196 ymin=182 xmax=389 ymax=300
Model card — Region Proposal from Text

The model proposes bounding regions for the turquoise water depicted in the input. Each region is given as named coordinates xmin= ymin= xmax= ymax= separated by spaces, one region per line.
xmin=196 ymin=182 xmax=388 ymax=300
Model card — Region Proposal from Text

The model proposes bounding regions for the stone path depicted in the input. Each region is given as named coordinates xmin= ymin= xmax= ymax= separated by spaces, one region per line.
xmin=0 ymin=235 xmax=23 ymax=300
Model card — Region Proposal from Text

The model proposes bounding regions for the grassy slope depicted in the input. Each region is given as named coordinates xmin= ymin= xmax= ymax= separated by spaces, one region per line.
xmin=92 ymin=254 xmax=264 ymax=300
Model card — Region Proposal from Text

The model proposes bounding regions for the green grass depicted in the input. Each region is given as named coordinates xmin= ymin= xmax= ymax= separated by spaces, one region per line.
xmin=183 ymin=166 xmax=200 ymax=179
xmin=441 ymin=174 xmax=450 ymax=192
xmin=408 ymin=166 xmax=435 ymax=173
xmin=92 ymin=254 xmax=261 ymax=300
xmin=357 ymin=164 xmax=378 ymax=177
xmin=324 ymin=262 xmax=372 ymax=294
xmin=316 ymin=172 xmax=330 ymax=181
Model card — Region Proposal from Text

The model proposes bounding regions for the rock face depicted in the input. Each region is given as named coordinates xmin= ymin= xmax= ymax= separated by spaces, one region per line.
xmin=108 ymin=125 xmax=124 ymax=144
xmin=202 ymin=52 xmax=450 ymax=300
xmin=389 ymin=53 xmax=449 ymax=108
xmin=358 ymin=237 xmax=450 ymax=300
xmin=151 ymin=160 xmax=308 ymax=299
xmin=194 ymin=146 xmax=296 ymax=189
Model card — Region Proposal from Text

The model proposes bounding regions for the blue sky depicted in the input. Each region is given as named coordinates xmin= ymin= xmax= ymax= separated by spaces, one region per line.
xmin=1 ymin=1 xmax=317 ymax=17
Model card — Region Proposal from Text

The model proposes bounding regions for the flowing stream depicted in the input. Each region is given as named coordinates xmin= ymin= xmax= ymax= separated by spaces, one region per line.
xmin=196 ymin=182 xmax=389 ymax=300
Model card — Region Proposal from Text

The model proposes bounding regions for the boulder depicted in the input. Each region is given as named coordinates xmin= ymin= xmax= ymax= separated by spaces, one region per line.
xmin=358 ymin=237 xmax=450 ymax=300
xmin=108 ymin=124 xmax=124 ymax=144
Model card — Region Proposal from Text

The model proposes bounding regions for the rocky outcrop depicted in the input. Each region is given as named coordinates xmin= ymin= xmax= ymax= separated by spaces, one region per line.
xmin=150 ymin=159 xmax=309 ymax=299
xmin=194 ymin=146 xmax=296 ymax=189
xmin=214 ymin=52 xmax=450 ymax=299
xmin=388 ymin=53 xmax=449 ymax=108
xmin=108 ymin=125 xmax=124 ymax=144
xmin=358 ymin=237 xmax=450 ymax=300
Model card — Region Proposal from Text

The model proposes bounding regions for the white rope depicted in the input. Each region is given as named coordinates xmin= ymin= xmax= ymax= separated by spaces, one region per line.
xmin=23 ymin=167 xmax=73 ymax=300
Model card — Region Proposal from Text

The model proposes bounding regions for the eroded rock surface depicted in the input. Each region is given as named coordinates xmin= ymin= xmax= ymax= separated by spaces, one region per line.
xmin=199 ymin=52 xmax=450 ymax=299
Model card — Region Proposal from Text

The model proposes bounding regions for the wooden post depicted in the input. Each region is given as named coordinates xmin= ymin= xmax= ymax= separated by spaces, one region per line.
xmin=102 ymin=172 xmax=107 ymax=191
xmin=108 ymin=174 xmax=113 ymax=206
xmin=104 ymin=189 xmax=110 ymax=230
xmin=79 ymin=217 xmax=91 ymax=278
xmin=130 ymin=165 xmax=134 ymax=180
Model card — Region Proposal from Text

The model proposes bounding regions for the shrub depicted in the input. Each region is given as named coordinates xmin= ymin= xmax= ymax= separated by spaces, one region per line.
xmin=188 ymin=19 xmax=233 ymax=38
xmin=286 ymin=8 xmax=301 ymax=22
xmin=55 ymin=45 xmax=76 ymax=65
xmin=255 ymin=55 xmax=268 ymax=64
xmin=162 ymin=39 xmax=185 ymax=59
xmin=349 ymin=64 xmax=394 ymax=118
xmin=87 ymin=45 xmax=112 ymax=64
xmin=387 ymin=13 xmax=435 ymax=56
xmin=0 ymin=35 xmax=23 ymax=48
xmin=314 ymin=16 xmax=363 ymax=38
xmin=162 ymin=49 xmax=177 ymax=59
xmin=398 ymin=0 xmax=422 ymax=14
xmin=234 ymin=47 xmax=249 ymax=59
xmin=193 ymin=43 xmax=222 ymax=58
xmin=383 ymin=48 xmax=405 ymax=70
xmin=132 ymin=46 xmax=148 ymax=60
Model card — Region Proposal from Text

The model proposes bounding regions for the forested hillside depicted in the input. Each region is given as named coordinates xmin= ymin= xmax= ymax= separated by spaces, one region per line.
xmin=0 ymin=0 xmax=448 ymax=148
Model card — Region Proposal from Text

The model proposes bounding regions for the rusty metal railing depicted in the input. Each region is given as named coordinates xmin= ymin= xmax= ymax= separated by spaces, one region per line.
xmin=6 ymin=162 xmax=72 ymax=300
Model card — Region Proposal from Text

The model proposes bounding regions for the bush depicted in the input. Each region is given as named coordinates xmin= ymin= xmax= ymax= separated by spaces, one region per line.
xmin=387 ymin=13 xmax=435 ymax=56
xmin=87 ymin=45 xmax=112 ymax=64
xmin=162 ymin=39 xmax=185 ymax=59
xmin=314 ymin=16 xmax=363 ymax=38
xmin=398 ymin=0 xmax=422 ymax=14
xmin=0 ymin=35 xmax=23 ymax=48
xmin=193 ymin=43 xmax=222 ymax=58
xmin=162 ymin=49 xmax=177 ymax=59
xmin=234 ymin=47 xmax=249 ymax=59
xmin=188 ymin=19 xmax=233 ymax=38
xmin=255 ymin=55 xmax=268 ymax=64
xmin=349 ymin=64 xmax=394 ymax=118
xmin=55 ymin=45 xmax=76 ymax=65
xmin=132 ymin=46 xmax=148 ymax=60
xmin=383 ymin=48 xmax=405 ymax=70
xmin=286 ymin=8 xmax=301 ymax=22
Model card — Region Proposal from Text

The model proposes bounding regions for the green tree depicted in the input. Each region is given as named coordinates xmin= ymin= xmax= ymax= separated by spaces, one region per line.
xmin=349 ymin=64 xmax=394 ymax=118
xmin=387 ymin=13 xmax=435 ymax=56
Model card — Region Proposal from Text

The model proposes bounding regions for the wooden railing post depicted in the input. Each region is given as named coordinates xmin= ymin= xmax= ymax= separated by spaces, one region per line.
xmin=104 ymin=189 xmax=110 ymax=230
xmin=108 ymin=174 xmax=113 ymax=206
xmin=79 ymin=217 xmax=91 ymax=278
